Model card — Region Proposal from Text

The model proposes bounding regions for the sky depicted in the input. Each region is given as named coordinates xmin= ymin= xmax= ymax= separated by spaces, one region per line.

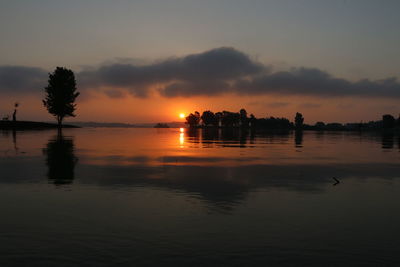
xmin=1 ymin=0 xmax=400 ymax=123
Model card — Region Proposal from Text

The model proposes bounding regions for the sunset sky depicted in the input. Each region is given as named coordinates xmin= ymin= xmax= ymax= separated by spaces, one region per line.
xmin=1 ymin=0 xmax=400 ymax=124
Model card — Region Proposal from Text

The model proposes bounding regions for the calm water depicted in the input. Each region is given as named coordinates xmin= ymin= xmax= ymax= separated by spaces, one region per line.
xmin=0 ymin=128 xmax=400 ymax=266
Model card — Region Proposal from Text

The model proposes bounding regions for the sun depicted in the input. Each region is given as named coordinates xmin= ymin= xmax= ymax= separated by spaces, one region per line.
xmin=179 ymin=113 xmax=185 ymax=119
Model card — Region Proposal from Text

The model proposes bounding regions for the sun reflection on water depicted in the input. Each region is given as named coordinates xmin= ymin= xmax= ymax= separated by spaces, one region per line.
xmin=179 ymin=128 xmax=184 ymax=148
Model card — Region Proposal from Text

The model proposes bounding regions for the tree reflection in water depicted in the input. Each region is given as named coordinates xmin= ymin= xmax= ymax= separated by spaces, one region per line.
xmin=43 ymin=131 xmax=77 ymax=185
xmin=295 ymin=130 xmax=303 ymax=148
xmin=381 ymin=131 xmax=394 ymax=149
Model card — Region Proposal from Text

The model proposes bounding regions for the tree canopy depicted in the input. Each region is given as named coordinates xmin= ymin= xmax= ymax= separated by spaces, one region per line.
xmin=295 ymin=112 xmax=304 ymax=129
xmin=185 ymin=111 xmax=201 ymax=127
xmin=185 ymin=108 xmax=295 ymax=129
xmin=382 ymin=114 xmax=396 ymax=128
xmin=43 ymin=67 xmax=80 ymax=127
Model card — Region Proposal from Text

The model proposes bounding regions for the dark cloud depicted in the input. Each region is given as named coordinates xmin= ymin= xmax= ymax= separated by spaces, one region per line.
xmin=78 ymin=47 xmax=264 ymax=97
xmin=0 ymin=66 xmax=47 ymax=94
xmin=78 ymin=49 xmax=400 ymax=98
xmin=161 ymin=80 xmax=232 ymax=97
xmin=235 ymin=68 xmax=400 ymax=98
xmin=1 ymin=47 xmax=400 ymax=99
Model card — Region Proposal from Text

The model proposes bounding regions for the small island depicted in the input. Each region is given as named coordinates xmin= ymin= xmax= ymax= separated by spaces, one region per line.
xmin=183 ymin=109 xmax=400 ymax=132
xmin=154 ymin=123 xmax=170 ymax=128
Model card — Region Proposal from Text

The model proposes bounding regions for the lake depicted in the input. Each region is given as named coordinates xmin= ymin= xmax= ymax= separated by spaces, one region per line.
xmin=0 ymin=128 xmax=400 ymax=266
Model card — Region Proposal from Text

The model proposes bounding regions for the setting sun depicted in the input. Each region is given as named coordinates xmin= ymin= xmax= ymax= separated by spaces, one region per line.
xmin=179 ymin=113 xmax=185 ymax=119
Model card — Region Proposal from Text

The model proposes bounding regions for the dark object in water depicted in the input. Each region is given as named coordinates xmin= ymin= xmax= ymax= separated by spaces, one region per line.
xmin=332 ymin=177 xmax=340 ymax=186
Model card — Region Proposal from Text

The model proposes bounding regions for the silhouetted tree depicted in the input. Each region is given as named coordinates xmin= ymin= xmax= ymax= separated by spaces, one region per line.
xmin=43 ymin=67 xmax=80 ymax=128
xmin=239 ymin=108 xmax=248 ymax=127
xmin=215 ymin=112 xmax=223 ymax=127
xmin=382 ymin=114 xmax=395 ymax=129
xmin=249 ymin=114 xmax=256 ymax=128
xmin=295 ymin=112 xmax=304 ymax=129
xmin=182 ymin=109 xmax=298 ymax=130
xmin=221 ymin=111 xmax=240 ymax=127
xmin=201 ymin=110 xmax=218 ymax=126
xmin=255 ymin=116 xmax=292 ymax=129
xmin=233 ymin=113 xmax=240 ymax=126
xmin=12 ymin=102 xmax=19 ymax=122
xmin=185 ymin=111 xmax=201 ymax=127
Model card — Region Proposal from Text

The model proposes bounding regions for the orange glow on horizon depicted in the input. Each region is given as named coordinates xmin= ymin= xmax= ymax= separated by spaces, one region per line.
xmin=2 ymin=91 xmax=392 ymax=124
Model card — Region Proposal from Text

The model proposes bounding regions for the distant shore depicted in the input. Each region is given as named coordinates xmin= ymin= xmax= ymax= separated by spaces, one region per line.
xmin=0 ymin=121 xmax=79 ymax=130
xmin=181 ymin=125 xmax=400 ymax=132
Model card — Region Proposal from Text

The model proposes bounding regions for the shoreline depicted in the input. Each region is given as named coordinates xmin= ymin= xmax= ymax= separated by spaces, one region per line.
xmin=0 ymin=121 xmax=79 ymax=130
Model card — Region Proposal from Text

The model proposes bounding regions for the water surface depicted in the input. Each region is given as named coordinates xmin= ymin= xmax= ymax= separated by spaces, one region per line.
xmin=1 ymin=128 xmax=400 ymax=266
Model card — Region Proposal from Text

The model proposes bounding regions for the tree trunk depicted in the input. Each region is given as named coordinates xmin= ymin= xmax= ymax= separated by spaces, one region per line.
xmin=57 ymin=116 xmax=62 ymax=129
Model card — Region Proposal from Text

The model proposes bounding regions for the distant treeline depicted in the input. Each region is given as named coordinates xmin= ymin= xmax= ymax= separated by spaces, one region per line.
xmin=185 ymin=109 xmax=303 ymax=129
xmin=307 ymin=114 xmax=400 ymax=131
xmin=185 ymin=109 xmax=400 ymax=131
